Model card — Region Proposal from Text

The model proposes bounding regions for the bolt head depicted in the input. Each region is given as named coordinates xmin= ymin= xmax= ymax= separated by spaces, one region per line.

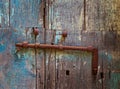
xmin=33 ymin=27 xmax=39 ymax=36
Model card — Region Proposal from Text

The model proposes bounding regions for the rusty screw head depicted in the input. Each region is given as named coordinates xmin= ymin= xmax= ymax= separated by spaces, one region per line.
xmin=32 ymin=27 xmax=39 ymax=36
xmin=62 ymin=30 xmax=67 ymax=38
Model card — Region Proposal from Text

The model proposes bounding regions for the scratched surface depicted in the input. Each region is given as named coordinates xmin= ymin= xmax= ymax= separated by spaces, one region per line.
xmin=10 ymin=0 xmax=41 ymax=27
xmin=0 ymin=0 xmax=120 ymax=89
xmin=0 ymin=0 xmax=9 ymax=27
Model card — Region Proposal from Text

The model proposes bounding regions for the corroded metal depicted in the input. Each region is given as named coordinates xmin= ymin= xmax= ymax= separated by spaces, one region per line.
xmin=16 ymin=43 xmax=95 ymax=51
xmin=16 ymin=43 xmax=98 ymax=75
xmin=32 ymin=27 xmax=39 ymax=36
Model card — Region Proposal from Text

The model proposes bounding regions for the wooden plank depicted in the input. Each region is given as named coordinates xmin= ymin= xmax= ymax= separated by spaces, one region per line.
xmin=36 ymin=49 xmax=44 ymax=89
xmin=45 ymin=49 xmax=56 ymax=89
xmin=56 ymin=50 xmax=93 ymax=89
xmin=49 ymin=0 xmax=84 ymax=31
xmin=10 ymin=0 xmax=41 ymax=27
xmin=4 ymin=48 xmax=36 ymax=89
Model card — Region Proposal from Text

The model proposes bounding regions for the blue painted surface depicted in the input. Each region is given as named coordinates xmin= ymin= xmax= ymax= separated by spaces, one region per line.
xmin=10 ymin=0 xmax=41 ymax=27
xmin=0 ymin=0 xmax=120 ymax=89
xmin=55 ymin=31 xmax=62 ymax=44
xmin=0 ymin=43 xmax=6 ymax=52
xmin=0 ymin=0 xmax=9 ymax=27
xmin=5 ymin=52 xmax=35 ymax=89
xmin=0 ymin=27 xmax=35 ymax=89
xmin=0 ymin=0 xmax=41 ymax=87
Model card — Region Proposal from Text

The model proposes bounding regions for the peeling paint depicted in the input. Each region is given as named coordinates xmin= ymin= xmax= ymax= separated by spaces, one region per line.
xmin=0 ymin=0 xmax=120 ymax=89
xmin=0 ymin=43 xmax=6 ymax=53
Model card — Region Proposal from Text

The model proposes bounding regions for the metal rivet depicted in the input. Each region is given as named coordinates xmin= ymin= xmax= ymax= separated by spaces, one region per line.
xmin=32 ymin=27 xmax=39 ymax=36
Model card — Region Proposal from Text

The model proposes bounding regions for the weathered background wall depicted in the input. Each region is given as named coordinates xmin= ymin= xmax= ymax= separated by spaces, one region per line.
xmin=0 ymin=0 xmax=120 ymax=89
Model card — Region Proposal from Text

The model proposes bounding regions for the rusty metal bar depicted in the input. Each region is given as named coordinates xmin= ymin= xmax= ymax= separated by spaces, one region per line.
xmin=16 ymin=43 xmax=95 ymax=51
xmin=16 ymin=43 xmax=98 ymax=75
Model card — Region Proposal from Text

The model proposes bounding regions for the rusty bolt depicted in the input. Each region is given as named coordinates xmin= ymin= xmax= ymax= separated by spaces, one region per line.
xmin=32 ymin=27 xmax=39 ymax=36
xmin=62 ymin=30 xmax=67 ymax=38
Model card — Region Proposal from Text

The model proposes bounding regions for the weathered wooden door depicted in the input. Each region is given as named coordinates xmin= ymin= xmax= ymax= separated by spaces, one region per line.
xmin=35 ymin=49 xmax=94 ymax=89
xmin=1 ymin=0 xmax=120 ymax=89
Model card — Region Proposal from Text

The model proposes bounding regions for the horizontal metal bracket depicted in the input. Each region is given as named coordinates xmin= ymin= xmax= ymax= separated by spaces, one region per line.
xmin=16 ymin=43 xmax=98 ymax=75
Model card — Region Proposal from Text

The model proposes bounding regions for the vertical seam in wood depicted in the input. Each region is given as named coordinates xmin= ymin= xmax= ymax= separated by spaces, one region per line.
xmin=9 ymin=0 xmax=11 ymax=27
xmin=84 ymin=0 xmax=86 ymax=31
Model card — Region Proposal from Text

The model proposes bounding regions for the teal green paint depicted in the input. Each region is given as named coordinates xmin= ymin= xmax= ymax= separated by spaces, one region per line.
xmin=58 ymin=51 xmax=92 ymax=62
xmin=55 ymin=31 xmax=62 ymax=44
xmin=99 ymin=51 xmax=112 ymax=63
xmin=107 ymin=53 xmax=112 ymax=62
xmin=0 ymin=27 xmax=36 ymax=89
xmin=0 ymin=43 xmax=6 ymax=52
xmin=110 ymin=73 xmax=120 ymax=89
xmin=5 ymin=50 xmax=35 ymax=89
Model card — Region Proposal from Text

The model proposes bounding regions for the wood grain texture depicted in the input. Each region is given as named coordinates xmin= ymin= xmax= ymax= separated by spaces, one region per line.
xmin=0 ymin=0 xmax=120 ymax=89
xmin=10 ymin=0 xmax=41 ymax=27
